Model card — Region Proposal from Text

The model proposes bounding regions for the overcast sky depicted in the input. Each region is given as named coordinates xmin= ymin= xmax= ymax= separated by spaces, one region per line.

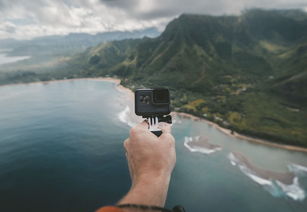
xmin=1 ymin=0 xmax=307 ymax=40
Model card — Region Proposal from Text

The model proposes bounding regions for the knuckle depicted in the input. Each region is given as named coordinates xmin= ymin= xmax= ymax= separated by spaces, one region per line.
xmin=129 ymin=127 xmax=138 ymax=136
xmin=130 ymin=126 xmax=146 ymax=138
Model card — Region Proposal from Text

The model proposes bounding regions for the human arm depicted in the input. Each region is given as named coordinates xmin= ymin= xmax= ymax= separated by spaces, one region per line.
xmin=119 ymin=121 xmax=176 ymax=210
xmin=96 ymin=121 xmax=176 ymax=212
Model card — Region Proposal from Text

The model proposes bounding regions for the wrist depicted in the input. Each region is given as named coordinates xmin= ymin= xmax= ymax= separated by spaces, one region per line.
xmin=135 ymin=169 xmax=171 ymax=186
xmin=121 ymin=173 xmax=171 ymax=207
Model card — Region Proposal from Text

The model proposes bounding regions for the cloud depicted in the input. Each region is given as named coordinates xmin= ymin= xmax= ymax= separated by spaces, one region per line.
xmin=0 ymin=0 xmax=307 ymax=39
xmin=100 ymin=0 xmax=307 ymax=17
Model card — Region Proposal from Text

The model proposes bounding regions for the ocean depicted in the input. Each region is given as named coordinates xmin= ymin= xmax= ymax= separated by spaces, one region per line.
xmin=0 ymin=79 xmax=306 ymax=212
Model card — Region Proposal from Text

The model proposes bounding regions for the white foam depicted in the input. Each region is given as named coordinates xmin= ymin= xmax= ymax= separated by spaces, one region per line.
xmin=288 ymin=163 xmax=307 ymax=175
xmin=118 ymin=106 xmax=136 ymax=127
xmin=228 ymin=152 xmax=239 ymax=165
xmin=228 ymin=153 xmax=306 ymax=201
xmin=276 ymin=177 xmax=305 ymax=201
xmin=230 ymin=160 xmax=236 ymax=166
xmin=228 ymin=153 xmax=273 ymax=186
xmin=184 ymin=136 xmax=221 ymax=155
xmin=172 ymin=117 xmax=182 ymax=124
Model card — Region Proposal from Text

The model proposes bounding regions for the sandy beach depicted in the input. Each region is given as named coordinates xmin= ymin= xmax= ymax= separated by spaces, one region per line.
xmin=1 ymin=77 xmax=307 ymax=153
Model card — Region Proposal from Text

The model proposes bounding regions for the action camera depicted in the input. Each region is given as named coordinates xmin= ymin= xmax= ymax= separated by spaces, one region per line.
xmin=135 ymin=88 xmax=170 ymax=117
xmin=135 ymin=88 xmax=172 ymax=137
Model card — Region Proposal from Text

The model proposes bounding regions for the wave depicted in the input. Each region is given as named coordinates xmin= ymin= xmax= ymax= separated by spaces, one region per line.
xmin=184 ymin=136 xmax=222 ymax=154
xmin=171 ymin=114 xmax=182 ymax=124
xmin=228 ymin=152 xmax=306 ymax=201
xmin=288 ymin=163 xmax=307 ymax=176
xmin=118 ymin=106 xmax=136 ymax=127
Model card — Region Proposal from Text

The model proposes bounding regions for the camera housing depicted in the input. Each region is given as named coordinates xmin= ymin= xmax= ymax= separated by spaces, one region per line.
xmin=135 ymin=88 xmax=170 ymax=117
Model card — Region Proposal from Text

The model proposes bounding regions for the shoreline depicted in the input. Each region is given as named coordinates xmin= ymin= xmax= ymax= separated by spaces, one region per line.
xmin=89 ymin=78 xmax=307 ymax=153
xmin=1 ymin=77 xmax=307 ymax=153
xmin=0 ymin=77 xmax=121 ymax=88
xmin=174 ymin=112 xmax=307 ymax=153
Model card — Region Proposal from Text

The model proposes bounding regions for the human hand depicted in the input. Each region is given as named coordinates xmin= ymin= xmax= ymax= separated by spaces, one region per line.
xmin=123 ymin=121 xmax=176 ymax=186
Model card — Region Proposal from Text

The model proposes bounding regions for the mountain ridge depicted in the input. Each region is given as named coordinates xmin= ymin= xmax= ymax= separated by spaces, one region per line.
xmin=73 ymin=9 xmax=307 ymax=147
xmin=2 ymin=9 xmax=307 ymax=147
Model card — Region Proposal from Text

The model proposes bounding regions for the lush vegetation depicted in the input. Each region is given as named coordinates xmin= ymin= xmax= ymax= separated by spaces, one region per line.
xmin=1 ymin=9 xmax=307 ymax=147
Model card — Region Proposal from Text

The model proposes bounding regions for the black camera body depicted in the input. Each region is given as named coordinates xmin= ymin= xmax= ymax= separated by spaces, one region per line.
xmin=135 ymin=88 xmax=172 ymax=136
xmin=135 ymin=88 xmax=171 ymax=117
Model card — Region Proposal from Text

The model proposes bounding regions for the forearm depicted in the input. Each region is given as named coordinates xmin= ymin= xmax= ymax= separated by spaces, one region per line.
xmin=118 ymin=172 xmax=171 ymax=207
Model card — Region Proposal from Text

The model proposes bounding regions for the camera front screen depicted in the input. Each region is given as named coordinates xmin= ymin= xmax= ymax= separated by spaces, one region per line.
xmin=153 ymin=89 xmax=169 ymax=104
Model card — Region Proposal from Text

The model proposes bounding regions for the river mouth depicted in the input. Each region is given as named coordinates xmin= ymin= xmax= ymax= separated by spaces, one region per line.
xmin=0 ymin=79 xmax=307 ymax=212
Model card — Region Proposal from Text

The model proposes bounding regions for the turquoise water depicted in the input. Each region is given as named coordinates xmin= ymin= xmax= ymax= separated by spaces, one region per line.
xmin=0 ymin=80 xmax=306 ymax=212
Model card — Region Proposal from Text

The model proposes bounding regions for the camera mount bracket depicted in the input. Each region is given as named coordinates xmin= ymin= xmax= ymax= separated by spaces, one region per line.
xmin=145 ymin=115 xmax=172 ymax=137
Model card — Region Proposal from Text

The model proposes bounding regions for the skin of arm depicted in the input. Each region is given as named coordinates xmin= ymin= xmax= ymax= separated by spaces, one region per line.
xmin=118 ymin=121 xmax=176 ymax=209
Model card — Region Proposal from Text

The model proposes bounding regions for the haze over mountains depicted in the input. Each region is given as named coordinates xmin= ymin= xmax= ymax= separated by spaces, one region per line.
xmin=0 ymin=27 xmax=159 ymax=72
xmin=0 ymin=28 xmax=159 ymax=56
xmin=1 ymin=9 xmax=307 ymax=147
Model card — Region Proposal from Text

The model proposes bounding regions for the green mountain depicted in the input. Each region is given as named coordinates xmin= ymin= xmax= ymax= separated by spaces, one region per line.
xmin=64 ymin=9 xmax=307 ymax=147
xmin=4 ymin=9 xmax=307 ymax=147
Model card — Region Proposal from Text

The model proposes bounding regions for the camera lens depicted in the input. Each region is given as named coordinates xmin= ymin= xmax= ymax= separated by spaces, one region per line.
xmin=153 ymin=89 xmax=169 ymax=104
xmin=140 ymin=95 xmax=150 ymax=104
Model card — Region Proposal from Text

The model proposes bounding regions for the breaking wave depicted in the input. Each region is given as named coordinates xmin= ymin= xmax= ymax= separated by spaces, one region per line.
xmin=288 ymin=163 xmax=307 ymax=176
xmin=184 ymin=136 xmax=222 ymax=154
xmin=118 ymin=105 xmax=137 ymax=127
xmin=228 ymin=152 xmax=307 ymax=201
xmin=171 ymin=115 xmax=182 ymax=124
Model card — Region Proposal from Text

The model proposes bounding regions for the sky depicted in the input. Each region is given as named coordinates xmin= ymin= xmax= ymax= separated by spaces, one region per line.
xmin=0 ymin=0 xmax=307 ymax=40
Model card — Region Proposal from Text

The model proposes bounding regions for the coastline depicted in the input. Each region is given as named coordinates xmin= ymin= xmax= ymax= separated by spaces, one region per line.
xmin=174 ymin=112 xmax=307 ymax=153
xmin=0 ymin=77 xmax=121 ymax=88
xmin=1 ymin=77 xmax=307 ymax=153
xmin=93 ymin=78 xmax=307 ymax=153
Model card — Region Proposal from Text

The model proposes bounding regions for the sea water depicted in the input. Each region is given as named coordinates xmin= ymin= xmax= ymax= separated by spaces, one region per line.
xmin=0 ymin=80 xmax=306 ymax=212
